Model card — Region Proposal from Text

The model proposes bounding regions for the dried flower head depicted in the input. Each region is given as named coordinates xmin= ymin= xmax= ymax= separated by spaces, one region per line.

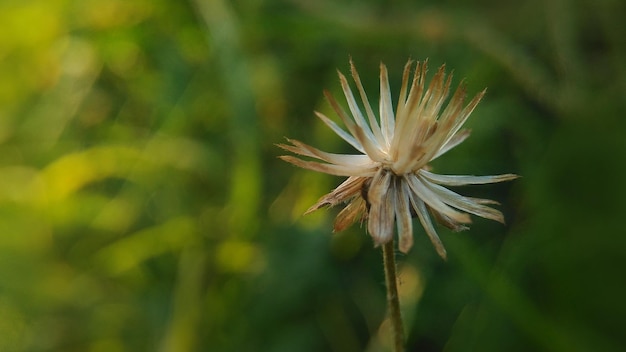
xmin=278 ymin=59 xmax=518 ymax=259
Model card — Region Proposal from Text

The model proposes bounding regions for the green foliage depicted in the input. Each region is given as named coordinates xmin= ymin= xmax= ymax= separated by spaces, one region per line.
xmin=0 ymin=0 xmax=625 ymax=351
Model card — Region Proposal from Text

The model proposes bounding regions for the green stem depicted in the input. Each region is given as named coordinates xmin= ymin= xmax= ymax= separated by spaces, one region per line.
xmin=383 ymin=240 xmax=405 ymax=352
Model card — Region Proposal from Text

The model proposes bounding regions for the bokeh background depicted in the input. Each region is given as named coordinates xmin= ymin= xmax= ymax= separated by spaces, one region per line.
xmin=1 ymin=0 xmax=625 ymax=351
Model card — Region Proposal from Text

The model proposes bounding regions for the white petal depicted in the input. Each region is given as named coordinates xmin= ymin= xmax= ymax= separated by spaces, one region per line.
xmin=419 ymin=176 xmax=506 ymax=223
xmin=392 ymin=137 xmax=427 ymax=175
xmin=325 ymin=91 xmax=387 ymax=162
xmin=467 ymin=197 xmax=501 ymax=205
xmin=379 ymin=63 xmax=395 ymax=146
xmin=315 ymin=111 xmax=365 ymax=154
xmin=405 ymin=174 xmax=471 ymax=224
xmin=338 ymin=71 xmax=381 ymax=147
xmin=278 ymin=139 xmax=372 ymax=166
xmin=420 ymin=169 xmax=519 ymax=186
xmin=279 ymin=156 xmax=378 ymax=177
xmin=390 ymin=62 xmax=427 ymax=160
xmin=353 ymin=125 xmax=389 ymax=163
xmin=432 ymin=129 xmax=471 ymax=160
xmin=349 ymin=60 xmax=386 ymax=147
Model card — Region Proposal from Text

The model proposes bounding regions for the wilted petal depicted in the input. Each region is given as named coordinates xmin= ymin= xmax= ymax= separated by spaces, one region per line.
xmin=305 ymin=176 xmax=366 ymax=214
xmin=395 ymin=60 xmax=414 ymax=120
xmin=439 ymin=89 xmax=486 ymax=151
xmin=367 ymin=169 xmax=394 ymax=245
xmin=396 ymin=180 xmax=414 ymax=253
xmin=421 ymin=65 xmax=452 ymax=122
xmin=436 ymin=82 xmax=467 ymax=127
xmin=333 ymin=197 xmax=367 ymax=232
xmin=429 ymin=206 xmax=469 ymax=232
xmin=422 ymin=84 xmax=468 ymax=161
xmin=409 ymin=193 xmax=447 ymax=259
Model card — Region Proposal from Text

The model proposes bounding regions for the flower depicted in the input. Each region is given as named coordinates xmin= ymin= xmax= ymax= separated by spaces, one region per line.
xmin=278 ymin=59 xmax=518 ymax=258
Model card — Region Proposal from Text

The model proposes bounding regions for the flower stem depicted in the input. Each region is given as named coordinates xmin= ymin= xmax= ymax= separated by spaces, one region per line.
xmin=383 ymin=240 xmax=405 ymax=352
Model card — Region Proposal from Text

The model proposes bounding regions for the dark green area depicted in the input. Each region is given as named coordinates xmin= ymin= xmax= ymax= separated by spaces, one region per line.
xmin=0 ymin=0 xmax=624 ymax=351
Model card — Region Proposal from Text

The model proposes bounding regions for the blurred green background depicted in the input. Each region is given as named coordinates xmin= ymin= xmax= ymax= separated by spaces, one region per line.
xmin=1 ymin=0 xmax=625 ymax=351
